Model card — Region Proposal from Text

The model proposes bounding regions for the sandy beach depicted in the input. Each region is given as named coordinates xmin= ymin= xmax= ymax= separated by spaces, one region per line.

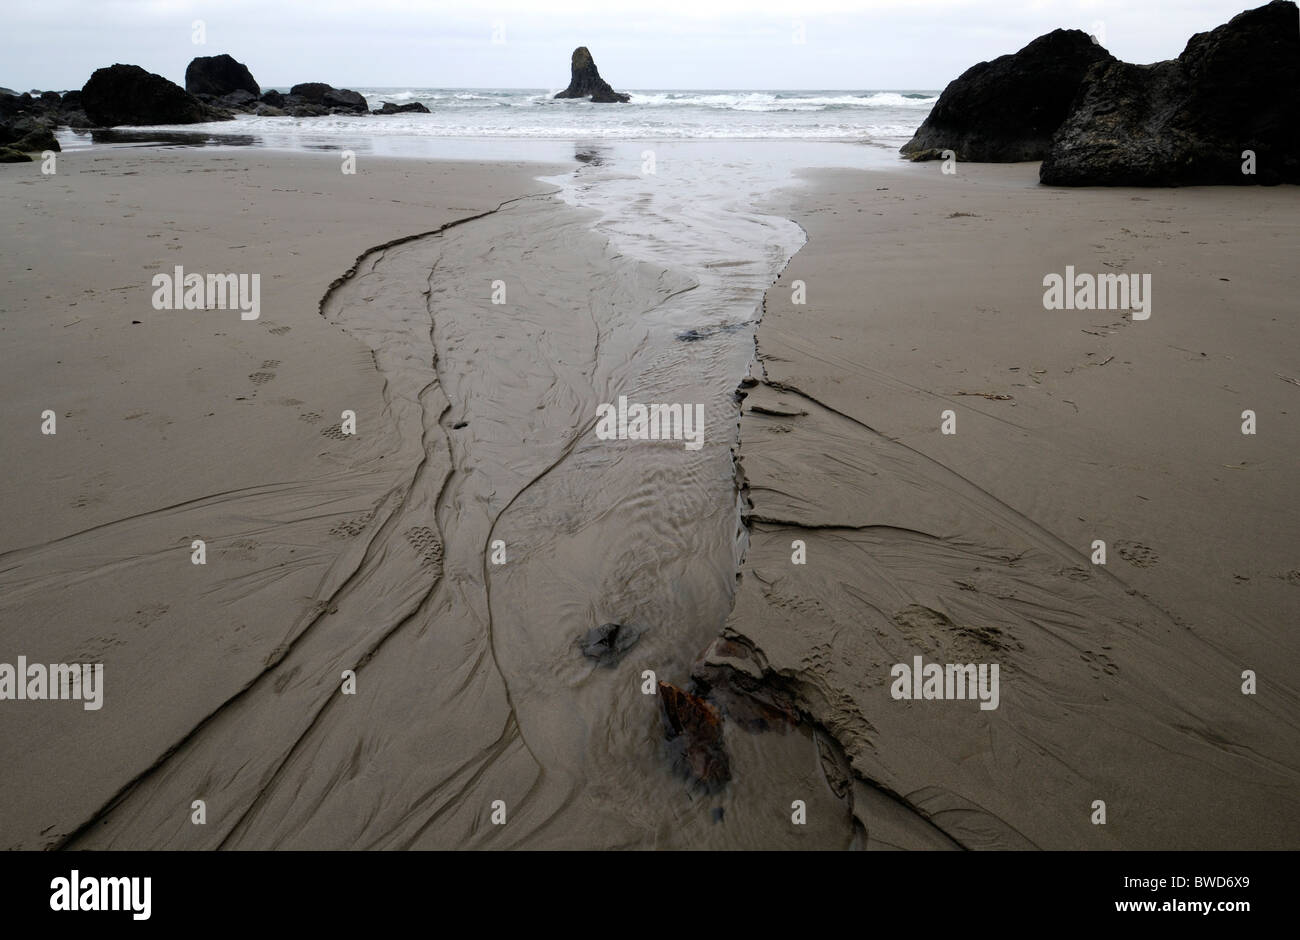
xmin=3 ymin=141 xmax=1295 ymax=852
xmin=0 ymin=149 xmax=569 ymax=848
xmin=724 ymin=161 xmax=1300 ymax=848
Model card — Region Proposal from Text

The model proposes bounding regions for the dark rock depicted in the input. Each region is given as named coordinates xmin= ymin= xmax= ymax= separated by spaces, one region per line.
xmin=324 ymin=88 xmax=367 ymax=113
xmin=0 ymin=146 xmax=32 ymax=162
xmin=60 ymin=90 xmax=81 ymax=109
xmin=692 ymin=636 xmax=800 ymax=731
xmin=901 ymin=29 xmax=1114 ymax=162
xmin=658 ymin=680 xmax=730 ymax=790
xmin=81 ymin=64 xmax=225 ymax=126
xmin=289 ymin=82 xmax=368 ymax=113
xmin=0 ymin=115 xmax=59 ymax=151
xmin=579 ymin=622 xmax=645 ymax=666
xmin=284 ymin=103 xmax=329 ymax=118
xmin=288 ymin=82 xmax=331 ymax=102
xmin=372 ymin=100 xmax=430 ymax=114
xmin=219 ymin=89 xmax=259 ymax=110
xmin=904 ymin=147 xmax=948 ymax=162
xmin=13 ymin=126 xmax=59 ymax=152
xmin=260 ymin=89 xmax=285 ymax=107
xmin=554 ymin=46 xmax=630 ymax=103
xmin=1042 ymin=1 xmax=1300 ymax=186
xmin=185 ymin=53 xmax=259 ymax=97
xmin=252 ymin=103 xmax=285 ymax=117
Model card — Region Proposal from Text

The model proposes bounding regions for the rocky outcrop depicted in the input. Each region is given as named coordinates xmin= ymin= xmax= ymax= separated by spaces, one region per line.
xmin=371 ymin=101 xmax=430 ymax=115
xmin=260 ymin=89 xmax=285 ymax=108
xmin=0 ymin=89 xmax=90 ymax=131
xmin=288 ymin=82 xmax=368 ymax=114
xmin=0 ymin=115 xmax=59 ymax=152
xmin=184 ymin=54 xmax=259 ymax=97
xmin=81 ymin=64 xmax=226 ymax=126
xmin=900 ymin=30 xmax=1114 ymax=161
xmin=554 ymin=47 xmax=630 ymax=103
xmin=1041 ymin=1 xmax=1300 ymax=186
xmin=0 ymin=90 xmax=71 ymax=151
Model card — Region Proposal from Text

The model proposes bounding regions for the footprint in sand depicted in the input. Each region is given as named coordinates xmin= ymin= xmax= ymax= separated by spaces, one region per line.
xmin=299 ymin=412 xmax=322 ymax=424
xmin=115 ymin=603 xmax=169 ymax=629
xmin=266 ymin=324 xmax=291 ymax=336
xmin=319 ymin=423 xmax=352 ymax=441
xmin=249 ymin=371 xmax=275 ymax=386
xmin=404 ymin=526 xmax=444 ymax=569
xmin=329 ymin=510 xmax=375 ymax=538
xmin=1115 ymin=540 xmax=1159 ymax=568
xmin=1081 ymin=649 xmax=1119 ymax=677
xmin=220 ymin=538 xmax=260 ymax=561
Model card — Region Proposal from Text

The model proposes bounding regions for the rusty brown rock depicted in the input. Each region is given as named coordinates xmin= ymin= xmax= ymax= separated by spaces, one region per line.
xmin=658 ymin=681 xmax=730 ymax=789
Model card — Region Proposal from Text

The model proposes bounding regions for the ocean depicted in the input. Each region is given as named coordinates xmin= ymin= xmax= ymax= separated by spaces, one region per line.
xmin=59 ymin=87 xmax=937 ymax=156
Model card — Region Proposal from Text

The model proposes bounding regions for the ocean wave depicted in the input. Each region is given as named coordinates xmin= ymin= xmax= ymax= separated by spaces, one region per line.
xmin=157 ymin=112 xmax=922 ymax=142
xmin=355 ymin=89 xmax=937 ymax=113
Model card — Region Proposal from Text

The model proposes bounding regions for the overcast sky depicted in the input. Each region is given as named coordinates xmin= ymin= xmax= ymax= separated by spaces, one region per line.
xmin=2 ymin=0 xmax=1270 ymax=92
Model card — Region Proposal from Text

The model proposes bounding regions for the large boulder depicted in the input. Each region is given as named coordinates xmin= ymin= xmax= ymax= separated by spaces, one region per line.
xmin=900 ymin=30 xmax=1114 ymax=161
xmin=288 ymin=82 xmax=368 ymax=113
xmin=1042 ymin=1 xmax=1300 ymax=186
xmin=371 ymin=100 xmax=430 ymax=114
xmin=185 ymin=54 xmax=259 ymax=97
xmin=81 ymin=64 xmax=224 ymax=126
xmin=554 ymin=47 xmax=630 ymax=103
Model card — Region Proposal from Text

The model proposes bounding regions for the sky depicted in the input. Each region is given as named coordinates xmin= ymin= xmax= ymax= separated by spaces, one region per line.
xmin=1 ymin=0 xmax=1276 ymax=92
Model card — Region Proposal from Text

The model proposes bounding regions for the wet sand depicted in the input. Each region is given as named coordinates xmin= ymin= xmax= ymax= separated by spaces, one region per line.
xmin=0 ymin=149 xmax=564 ymax=848
xmin=1 ymin=145 xmax=854 ymax=849
xmin=2 ymin=148 xmax=1296 ymax=850
xmin=724 ymin=162 xmax=1300 ymax=848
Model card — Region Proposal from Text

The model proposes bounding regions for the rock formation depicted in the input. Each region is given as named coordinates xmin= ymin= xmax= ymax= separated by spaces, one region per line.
xmin=371 ymin=101 xmax=430 ymax=115
xmin=554 ymin=47 xmax=630 ymax=103
xmin=1041 ymin=0 xmax=1300 ymax=186
xmin=900 ymin=29 xmax=1114 ymax=162
xmin=287 ymin=82 xmax=368 ymax=114
xmin=184 ymin=54 xmax=259 ymax=97
xmin=81 ymin=64 xmax=226 ymax=126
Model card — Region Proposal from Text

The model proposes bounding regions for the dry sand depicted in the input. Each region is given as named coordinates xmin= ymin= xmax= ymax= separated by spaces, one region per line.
xmin=721 ymin=161 xmax=1300 ymax=848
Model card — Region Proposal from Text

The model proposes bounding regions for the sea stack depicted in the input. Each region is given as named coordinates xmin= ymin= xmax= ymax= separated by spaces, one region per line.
xmin=554 ymin=46 xmax=630 ymax=103
xmin=184 ymin=54 xmax=259 ymax=97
